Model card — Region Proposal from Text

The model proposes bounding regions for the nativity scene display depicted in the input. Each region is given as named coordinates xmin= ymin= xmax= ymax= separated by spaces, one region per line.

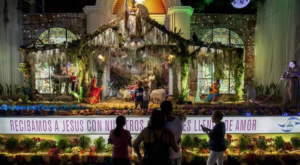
xmin=16 ymin=0 xmax=245 ymax=107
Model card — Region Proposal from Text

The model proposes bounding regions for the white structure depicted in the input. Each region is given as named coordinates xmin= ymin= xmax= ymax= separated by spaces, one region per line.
xmin=84 ymin=0 xmax=193 ymax=97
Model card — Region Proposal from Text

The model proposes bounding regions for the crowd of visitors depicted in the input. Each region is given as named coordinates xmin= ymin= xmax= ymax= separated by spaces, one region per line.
xmin=109 ymin=101 xmax=226 ymax=165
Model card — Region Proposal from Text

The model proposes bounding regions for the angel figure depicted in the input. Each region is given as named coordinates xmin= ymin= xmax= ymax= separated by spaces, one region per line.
xmin=125 ymin=0 xmax=142 ymax=38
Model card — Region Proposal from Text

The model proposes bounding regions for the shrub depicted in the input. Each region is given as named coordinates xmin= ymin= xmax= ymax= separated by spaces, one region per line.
xmin=290 ymin=137 xmax=300 ymax=150
xmin=181 ymin=135 xmax=195 ymax=150
xmin=238 ymin=135 xmax=250 ymax=152
xmin=94 ymin=137 xmax=106 ymax=153
xmin=199 ymin=138 xmax=209 ymax=150
xmin=274 ymin=136 xmax=286 ymax=150
xmin=39 ymin=139 xmax=53 ymax=152
xmin=20 ymin=137 xmax=36 ymax=152
xmin=58 ymin=138 xmax=71 ymax=152
xmin=79 ymin=135 xmax=91 ymax=150
xmin=256 ymin=138 xmax=268 ymax=151
xmin=5 ymin=137 xmax=19 ymax=153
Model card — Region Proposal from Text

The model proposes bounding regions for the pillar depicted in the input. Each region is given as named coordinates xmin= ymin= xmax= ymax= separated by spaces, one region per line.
xmin=167 ymin=6 xmax=194 ymax=39
xmin=83 ymin=1 xmax=114 ymax=33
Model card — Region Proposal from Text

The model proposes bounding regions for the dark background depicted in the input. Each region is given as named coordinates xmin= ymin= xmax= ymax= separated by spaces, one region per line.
xmin=20 ymin=0 xmax=257 ymax=14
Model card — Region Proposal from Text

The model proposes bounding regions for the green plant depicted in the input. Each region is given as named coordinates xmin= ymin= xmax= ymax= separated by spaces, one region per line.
xmin=256 ymin=138 xmax=268 ymax=151
xmin=199 ymin=138 xmax=209 ymax=149
xmin=94 ymin=137 xmax=106 ymax=153
xmin=58 ymin=138 xmax=71 ymax=152
xmin=20 ymin=137 xmax=36 ymax=152
xmin=181 ymin=135 xmax=195 ymax=150
xmin=224 ymin=138 xmax=231 ymax=148
xmin=106 ymin=144 xmax=113 ymax=154
xmin=38 ymin=139 xmax=53 ymax=152
xmin=5 ymin=137 xmax=19 ymax=153
xmin=274 ymin=136 xmax=286 ymax=151
xmin=290 ymin=137 xmax=300 ymax=150
xmin=79 ymin=135 xmax=91 ymax=150
xmin=238 ymin=135 xmax=250 ymax=152
xmin=0 ymin=136 xmax=6 ymax=147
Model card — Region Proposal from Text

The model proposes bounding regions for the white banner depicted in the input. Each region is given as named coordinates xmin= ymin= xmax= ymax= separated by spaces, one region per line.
xmin=0 ymin=116 xmax=299 ymax=134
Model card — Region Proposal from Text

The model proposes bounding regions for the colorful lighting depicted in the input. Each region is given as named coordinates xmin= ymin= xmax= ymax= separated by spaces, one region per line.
xmin=136 ymin=0 xmax=144 ymax=4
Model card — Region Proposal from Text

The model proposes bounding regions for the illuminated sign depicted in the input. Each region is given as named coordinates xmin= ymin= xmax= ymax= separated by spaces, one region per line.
xmin=0 ymin=116 xmax=299 ymax=134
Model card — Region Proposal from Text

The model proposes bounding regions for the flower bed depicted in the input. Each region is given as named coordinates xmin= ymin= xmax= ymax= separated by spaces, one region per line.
xmin=1 ymin=104 xmax=300 ymax=116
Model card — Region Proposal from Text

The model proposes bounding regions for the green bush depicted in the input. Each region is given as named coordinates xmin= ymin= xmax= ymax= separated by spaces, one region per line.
xmin=79 ymin=135 xmax=91 ymax=150
xmin=38 ymin=140 xmax=52 ymax=152
xmin=94 ymin=137 xmax=106 ymax=153
xmin=181 ymin=135 xmax=195 ymax=150
xmin=20 ymin=137 xmax=36 ymax=152
xmin=0 ymin=136 xmax=5 ymax=147
xmin=290 ymin=137 xmax=300 ymax=150
xmin=199 ymin=139 xmax=209 ymax=150
xmin=58 ymin=138 xmax=71 ymax=152
xmin=274 ymin=136 xmax=286 ymax=150
xmin=256 ymin=138 xmax=268 ymax=151
xmin=5 ymin=137 xmax=19 ymax=153
xmin=238 ymin=135 xmax=250 ymax=152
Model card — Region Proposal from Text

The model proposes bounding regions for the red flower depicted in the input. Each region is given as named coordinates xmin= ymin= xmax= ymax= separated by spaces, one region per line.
xmin=37 ymin=138 xmax=41 ymax=142
xmin=285 ymin=142 xmax=293 ymax=151
xmin=259 ymin=136 xmax=265 ymax=139
xmin=226 ymin=134 xmax=232 ymax=140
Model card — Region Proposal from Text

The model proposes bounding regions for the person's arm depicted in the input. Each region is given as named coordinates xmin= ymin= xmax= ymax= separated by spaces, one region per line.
xmin=108 ymin=131 xmax=113 ymax=144
xmin=133 ymin=129 xmax=145 ymax=161
xmin=128 ymin=132 xmax=133 ymax=147
xmin=168 ymin=131 xmax=179 ymax=152
xmin=208 ymin=124 xmax=223 ymax=141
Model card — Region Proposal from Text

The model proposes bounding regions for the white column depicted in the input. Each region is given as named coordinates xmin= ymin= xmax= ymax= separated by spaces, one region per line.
xmin=101 ymin=65 xmax=110 ymax=100
xmin=168 ymin=67 xmax=173 ymax=95
xmin=83 ymin=5 xmax=114 ymax=33
xmin=167 ymin=6 xmax=194 ymax=39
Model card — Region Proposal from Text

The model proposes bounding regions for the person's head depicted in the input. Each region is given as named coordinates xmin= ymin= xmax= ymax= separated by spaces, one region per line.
xmin=149 ymin=110 xmax=165 ymax=129
xmin=138 ymin=81 xmax=142 ymax=88
xmin=289 ymin=61 xmax=297 ymax=68
xmin=131 ymin=0 xmax=136 ymax=6
xmin=148 ymin=71 xmax=153 ymax=76
xmin=160 ymin=101 xmax=173 ymax=115
xmin=144 ymin=85 xmax=149 ymax=90
xmin=114 ymin=115 xmax=126 ymax=138
xmin=211 ymin=110 xmax=224 ymax=124
xmin=214 ymin=79 xmax=220 ymax=84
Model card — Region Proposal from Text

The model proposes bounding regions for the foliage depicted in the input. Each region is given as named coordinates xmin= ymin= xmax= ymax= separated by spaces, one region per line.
xmin=224 ymin=138 xmax=231 ymax=148
xmin=199 ymin=138 xmax=209 ymax=149
xmin=290 ymin=137 xmax=300 ymax=150
xmin=20 ymin=137 xmax=36 ymax=152
xmin=79 ymin=135 xmax=91 ymax=150
xmin=38 ymin=139 xmax=53 ymax=152
xmin=58 ymin=138 xmax=71 ymax=152
xmin=94 ymin=137 xmax=106 ymax=153
xmin=105 ymin=144 xmax=113 ymax=154
xmin=274 ymin=136 xmax=286 ymax=151
xmin=5 ymin=137 xmax=19 ymax=153
xmin=256 ymin=138 xmax=268 ymax=151
xmin=229 ymin=49 xmax=244 ymax=101
xmin=0 ymin=136 xmax=6 ymax=147
xmin=238 ymin=134 xmax=250 ymax=152
xmin=182 ymin=135 xmax=195 ymax=150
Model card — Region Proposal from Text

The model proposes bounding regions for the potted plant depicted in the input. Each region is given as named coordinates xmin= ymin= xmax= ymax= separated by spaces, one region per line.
xmin=57 ymin=138 xmax=71 ymax=163
xmin=256 ymin=138 xmax=267 ymax=161
xmin=5 ymin=137 xmax=19 ymax=153
xmin=274 ymin=136 xmax=286 ymax=161
xmin=38 ymin=139 xmax=53 ymax=163
xmin=181 ymin=135 xmax=195 ymax=163
xmin=237 ymin=135 xmax=249 ymax=162
xmin=94 ymin=137 xmax=106 ymax=163
xmin=48 ymin=147 xmax=60 ymax=163
xmin=290 ymin=137 xmax=300 ymax=161
xmin=20 ymin=137 xmax=36 ymax=153
xmin=71 ymin=146 xmax=82 ymax=163
xmin=79 ymin=135 xmax=91 ymax=151
xmin=0 ymin=136 xmax=6 ymax=153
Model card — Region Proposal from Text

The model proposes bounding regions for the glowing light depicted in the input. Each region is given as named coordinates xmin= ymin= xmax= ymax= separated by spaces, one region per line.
xmin=231 ymin=0 xmax=251 ymax=9
xmin=98 ymin=54 xmax=105 ymax=62
xmin=136 ymin=0 xmax=144 ymax=4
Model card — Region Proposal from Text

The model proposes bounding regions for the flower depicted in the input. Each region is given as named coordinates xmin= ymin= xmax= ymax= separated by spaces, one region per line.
xmin=71 ymin=147 xmax=82 ymax=155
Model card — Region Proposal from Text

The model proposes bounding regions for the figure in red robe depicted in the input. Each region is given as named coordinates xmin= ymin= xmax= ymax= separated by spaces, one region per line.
xmin=85 ymin=78 xmax=104 ymax=104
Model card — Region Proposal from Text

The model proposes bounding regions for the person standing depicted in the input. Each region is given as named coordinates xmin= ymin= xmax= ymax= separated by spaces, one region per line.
xmin=109 ymin=116 xmax=132 ymax=165
xmin=202 ymin=110 xmax=226 ymax=165
xmin=280 ymin=61 xmax=300 ymax=107
xmin=161 ymin=101 xmax=183 ymax=165
xmin=143 ymin=85 xmax=150 ymax=110
xmin=135 ymin=81 xmax=144 ymax=109
xmin=133 ymin=110 xmax=179 ymax=165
